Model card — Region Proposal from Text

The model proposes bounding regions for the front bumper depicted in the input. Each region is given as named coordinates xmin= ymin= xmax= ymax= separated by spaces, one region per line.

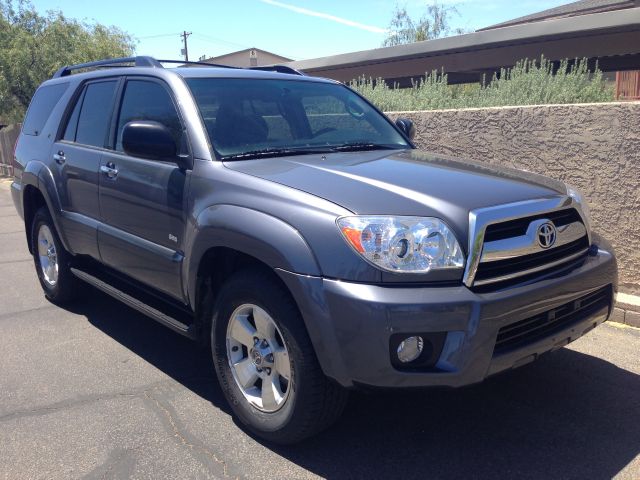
xmin=277 ymin=235 xmax=617 ymax=389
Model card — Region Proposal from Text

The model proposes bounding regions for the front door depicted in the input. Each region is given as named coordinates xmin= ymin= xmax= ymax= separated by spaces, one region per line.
xmin=98 ymin=77 xmax=190 ymax=301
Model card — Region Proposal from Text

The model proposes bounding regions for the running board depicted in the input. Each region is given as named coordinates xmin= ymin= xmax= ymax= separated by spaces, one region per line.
xmin=71 ymin=267 xmax=197 ymax=340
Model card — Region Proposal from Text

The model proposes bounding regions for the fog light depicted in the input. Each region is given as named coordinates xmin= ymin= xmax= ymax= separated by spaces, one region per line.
xmin=397 ymin=336 xmax=424 ymax=363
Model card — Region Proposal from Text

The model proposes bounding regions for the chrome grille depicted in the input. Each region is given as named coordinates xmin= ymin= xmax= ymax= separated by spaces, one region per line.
xmin=474 ymin=236 xmax=589 ymax=285
xmin=469 ymin=205 xmax=590 ymax=288
xmin=464 ymin=197 xmax=591 ymax=290
xmin=483 ymin=208 xmax=583 ymax=243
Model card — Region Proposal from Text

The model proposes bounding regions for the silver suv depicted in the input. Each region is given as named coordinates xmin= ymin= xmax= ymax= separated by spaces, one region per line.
xmin=11 ymin=56 xmax=617 ymax=444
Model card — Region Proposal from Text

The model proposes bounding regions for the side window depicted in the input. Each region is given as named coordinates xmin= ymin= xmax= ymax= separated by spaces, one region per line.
xmin=23 ymin=83 xmax=69 ymax=136
xmin=116 ymin=80 xmax=184 ymax=152
xmin=65 ymin=81 xmax=117 ymax=148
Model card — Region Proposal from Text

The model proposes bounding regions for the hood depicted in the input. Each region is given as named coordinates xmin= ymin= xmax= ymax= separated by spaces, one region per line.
xmin=223 ymin=149 xmax=567 ymax=242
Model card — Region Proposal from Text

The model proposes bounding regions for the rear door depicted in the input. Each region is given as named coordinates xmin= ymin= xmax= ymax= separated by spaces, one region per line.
xmin=52 ymin=79 xmax=119 ymax=259
xmin=98 ymin=77 xmax=190 ymax=301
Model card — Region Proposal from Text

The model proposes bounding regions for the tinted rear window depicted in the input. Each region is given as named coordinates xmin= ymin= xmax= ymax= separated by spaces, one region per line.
xmin=22 ymin=83 xmax=69 ymax=136
xmin=74 ymin=81 xmax=118 ymax=148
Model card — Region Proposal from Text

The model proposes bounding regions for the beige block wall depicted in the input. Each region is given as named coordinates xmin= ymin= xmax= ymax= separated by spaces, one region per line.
xmin=387 ymin=102 xmax=640 ymax=295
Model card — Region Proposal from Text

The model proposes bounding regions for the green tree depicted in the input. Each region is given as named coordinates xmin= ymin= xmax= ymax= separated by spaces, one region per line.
xmin=383 ymin=1 xmax=463 ymax=47
xmin=0 ymin=0 xmax=135 ymax=123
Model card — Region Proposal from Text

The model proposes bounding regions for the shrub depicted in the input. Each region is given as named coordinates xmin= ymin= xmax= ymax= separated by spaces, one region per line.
xmin=350 ymin=57 xmax=615 ymax=111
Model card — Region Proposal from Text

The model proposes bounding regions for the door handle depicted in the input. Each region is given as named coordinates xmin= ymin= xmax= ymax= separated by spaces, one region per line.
xmin=100 ymin=164 xmax=118 ymax=179
xmin=53 ymin=151 xmax=66 ymax=165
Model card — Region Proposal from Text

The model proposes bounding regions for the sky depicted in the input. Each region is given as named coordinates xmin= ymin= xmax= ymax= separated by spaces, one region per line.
xmin=30 ymin=0 xmax=572 ymax=61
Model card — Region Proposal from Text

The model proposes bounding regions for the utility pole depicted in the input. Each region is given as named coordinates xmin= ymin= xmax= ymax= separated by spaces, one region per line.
xmin=181 ymin=31 xmax=192 ymax=61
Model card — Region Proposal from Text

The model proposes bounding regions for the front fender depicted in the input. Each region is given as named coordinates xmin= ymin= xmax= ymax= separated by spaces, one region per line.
xmin=185 ymin=204 xmax=321 ymax=306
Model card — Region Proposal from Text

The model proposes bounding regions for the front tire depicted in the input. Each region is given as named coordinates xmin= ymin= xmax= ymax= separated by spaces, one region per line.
xmin=31 ymin=207 xmax=79 ymax=304
xmin=211 ymin=268 xmax=348 ymax=444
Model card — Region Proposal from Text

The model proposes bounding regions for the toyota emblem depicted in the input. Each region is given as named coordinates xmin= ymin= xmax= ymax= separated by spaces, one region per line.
xmin=537 ymin=222 xmax=557 ymax=249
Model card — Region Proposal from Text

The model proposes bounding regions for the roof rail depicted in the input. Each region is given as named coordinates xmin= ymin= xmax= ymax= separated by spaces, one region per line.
xmin=250 ymin=65 xmax=306 ymax=76
xmin=51 ymin=56 xmax=305 ymax=79
xmin=52 ymin=56 xmax=162 ymax=78
xmin=155 ymin=59 xmax=239 ymax=69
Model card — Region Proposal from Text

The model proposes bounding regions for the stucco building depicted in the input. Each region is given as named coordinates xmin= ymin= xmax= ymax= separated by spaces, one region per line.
xmin=203 ymin=48 xmax=291 ymax=68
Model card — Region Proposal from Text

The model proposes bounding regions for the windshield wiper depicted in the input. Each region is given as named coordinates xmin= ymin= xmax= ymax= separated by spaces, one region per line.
xmin=328 ymin=142 xmax=404 ymax=153
xmin=221 ymin=143 xmax=405 ymax=160
xmin=221 ymin=146 xmax=332 ymax=161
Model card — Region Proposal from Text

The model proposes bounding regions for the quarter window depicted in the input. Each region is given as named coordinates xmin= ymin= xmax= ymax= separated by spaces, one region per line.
xmin=63 ymin=90 xmax=83 ymax=142
xmin=23 ymin=83 xmax=69 ymax=136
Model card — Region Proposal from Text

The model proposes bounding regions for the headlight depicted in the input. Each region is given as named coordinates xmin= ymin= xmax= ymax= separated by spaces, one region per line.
xmin=566 ymin=184 xmax=591 ymax=229
xmin=337 ymin=216 xmax=465 ymax=273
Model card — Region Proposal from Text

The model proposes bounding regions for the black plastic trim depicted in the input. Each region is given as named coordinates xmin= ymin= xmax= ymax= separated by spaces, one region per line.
xmin=70 ymin=262 xmax=196 ymax=339
xmin=493 ymin=285 xmax=611 ymax=355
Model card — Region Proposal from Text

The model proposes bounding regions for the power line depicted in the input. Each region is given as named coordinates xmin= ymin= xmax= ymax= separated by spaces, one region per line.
xmin=192 ymin=32 xmax=250 ymax=50
xmin=191 ymin=33 xmax=297 ymax=60
xmin=136 ymin=32 xmax=297 ymax=61
xmin=137 ymin=32 xmax=181 ymax=40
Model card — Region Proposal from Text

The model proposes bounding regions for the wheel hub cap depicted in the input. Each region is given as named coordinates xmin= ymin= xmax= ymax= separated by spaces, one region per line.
xmin=250 ymin=341 xmax=275 ymax=370
xmin=250 ymin=349 xmax=264 ymax=367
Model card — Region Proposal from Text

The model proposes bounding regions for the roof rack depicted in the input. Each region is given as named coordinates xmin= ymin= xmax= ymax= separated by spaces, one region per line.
xmin=52 ymin=55 xmax=305 ymax=78
xmin=155 ymin=59 xmax=239 ymax=69
xmin=52 ymin=56 xmax=162 ymax=78
xmin=250 ymin=65 xmax=305 ymax=76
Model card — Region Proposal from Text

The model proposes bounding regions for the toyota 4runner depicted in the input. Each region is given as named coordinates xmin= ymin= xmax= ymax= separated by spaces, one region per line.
xmin=10 ymin=56 xmax=618 ymax=444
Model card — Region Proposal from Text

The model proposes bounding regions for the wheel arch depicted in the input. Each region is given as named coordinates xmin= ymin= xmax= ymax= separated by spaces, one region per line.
xmin=21 ymin=161 xmax=69 ymax=254
xmin=192 ymin=247 xmax=282 ymax=340
xmin=187 ymin=205 xmax=323 ymax=345
xmin=22 ymin=184 xmax=47 ymax=254
xmin=186 ymin=205 xmax=321 ymax=307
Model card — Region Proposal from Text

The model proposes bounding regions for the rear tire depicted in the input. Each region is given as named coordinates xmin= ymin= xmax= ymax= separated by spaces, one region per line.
xmin=31 ymin=207 xmax=80 ymax=304
xmin=211 ymin=268 xmax=348 ymax=444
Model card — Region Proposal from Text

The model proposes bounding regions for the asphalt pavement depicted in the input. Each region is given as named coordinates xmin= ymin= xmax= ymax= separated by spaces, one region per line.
xmin=1 ymin=179 xmax=639 ymax=480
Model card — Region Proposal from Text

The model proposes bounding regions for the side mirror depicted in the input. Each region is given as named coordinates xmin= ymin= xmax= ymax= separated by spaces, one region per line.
xmin=122 ymin=121 xmax=190 ymax=169
xmin=395 ymin=118 xmax=416 ymax=141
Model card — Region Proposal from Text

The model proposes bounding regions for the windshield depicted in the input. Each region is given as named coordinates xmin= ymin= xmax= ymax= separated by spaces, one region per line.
xmin=186 ymin=78 xmax=411 ymax=159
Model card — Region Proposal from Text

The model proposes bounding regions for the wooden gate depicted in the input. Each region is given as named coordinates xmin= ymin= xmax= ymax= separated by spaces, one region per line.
xmin=616 ymin=71 xmax=640 ymax=100
xmin=0 ymin=124 xmax=20 ymax=177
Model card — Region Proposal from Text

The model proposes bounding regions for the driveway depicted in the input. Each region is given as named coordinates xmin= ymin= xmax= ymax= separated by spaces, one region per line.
xmin=1 ymin=179 xmax=639 ymax=479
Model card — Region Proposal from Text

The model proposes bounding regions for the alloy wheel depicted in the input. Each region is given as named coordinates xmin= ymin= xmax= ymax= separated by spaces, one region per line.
xmin=226 ymin=304 xmax=292 ymax=413
xmin=37 ymin=224 xmax=58 ymax=287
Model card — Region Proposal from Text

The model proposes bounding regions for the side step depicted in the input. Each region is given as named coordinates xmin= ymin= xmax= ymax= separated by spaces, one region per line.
xmin=71 ymin=267 xmax=197 ymax=340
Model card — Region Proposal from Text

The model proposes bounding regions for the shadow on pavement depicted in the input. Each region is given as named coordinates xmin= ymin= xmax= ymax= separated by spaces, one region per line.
xmin=63 ymin=288 xmax=228 ymax=415
xmin=67 ymin=288 xmax=640 ymax=480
